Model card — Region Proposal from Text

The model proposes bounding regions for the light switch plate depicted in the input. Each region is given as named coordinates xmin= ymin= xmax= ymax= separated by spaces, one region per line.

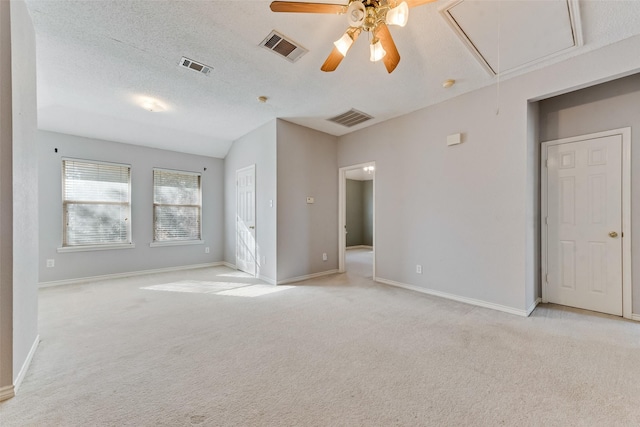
xmin=447 ymin=133 xmax=462 ymax=146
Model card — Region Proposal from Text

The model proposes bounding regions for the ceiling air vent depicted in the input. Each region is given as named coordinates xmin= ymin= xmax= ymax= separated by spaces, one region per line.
xmin=179 ymin=57 xmax=212 ymax=75
xmin=327 ymin=109 xmax=373 ymax=127
xmin=260 ymin=30 xmax=308 ymax=63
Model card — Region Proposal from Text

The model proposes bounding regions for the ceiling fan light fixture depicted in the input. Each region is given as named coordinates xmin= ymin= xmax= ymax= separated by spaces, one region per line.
xmin=370 ymin=39 xmax=386 ymax=62
xmin=347 ymin=1 xmax=366 ymax=27
xmin=386 ymin=1 xmax=409 ymax=27
xmin=334 ymin=32 xmax=354 ymax=56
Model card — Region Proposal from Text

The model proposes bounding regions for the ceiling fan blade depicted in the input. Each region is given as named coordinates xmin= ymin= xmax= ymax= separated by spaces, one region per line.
xmin=321 ymin=28 xmax=361 ymax=72
xmin=375 ymin=23 xmax=400 ymax=73
xmin=404 ymin=0 xmax=437 ymax=8
xmin=321 ymin=47 xmax=345 ymax=72
xmin=270 ymin=1 xmax=347 ymax=14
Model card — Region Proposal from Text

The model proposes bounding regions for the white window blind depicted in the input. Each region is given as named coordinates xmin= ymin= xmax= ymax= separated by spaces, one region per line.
xmin=63 ymin=159 xmax=131 ymax=247
xmin=153 ymin=169 xmax=201 ymax=242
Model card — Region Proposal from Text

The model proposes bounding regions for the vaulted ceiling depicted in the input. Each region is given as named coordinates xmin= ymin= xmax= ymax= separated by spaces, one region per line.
xmin=25 ymin=0 xmax=640 ymax=158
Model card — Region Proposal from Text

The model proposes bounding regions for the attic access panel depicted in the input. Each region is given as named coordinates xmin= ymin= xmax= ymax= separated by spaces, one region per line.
xmin=441 ymin=0 xmax=581 ymax=76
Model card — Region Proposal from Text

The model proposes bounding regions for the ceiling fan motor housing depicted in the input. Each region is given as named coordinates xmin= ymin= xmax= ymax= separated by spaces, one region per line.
xmin=347 ymin=0 xmax=392 ymax=33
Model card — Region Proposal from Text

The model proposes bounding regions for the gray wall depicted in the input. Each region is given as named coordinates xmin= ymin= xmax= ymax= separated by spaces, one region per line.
xmin=276 ymin=120 xmax=338 ymax=281
xmin=526 ymin=101 xmax=541 ymax=310
xmin=338 ymin=33 xmax=640 ymax=313
xmin=10 ymin=0 xmax=39 ymax=385
xmin=38 ymin=131 xmax=224 ymax=283
xmin=224 ymin=121 xmax=277 ymax=283
xmin=0 ymin=0 xmax=39 ymax=394
xmin=338 ymin=89 xmax=527 ymax=310
xmin=538 ymin=72 xmax=640 ymax=313
xmin=346 ymin=179 xmax=373 ymax=247
xmin=346 ymin=179 xmax=363 ymax=246
xmin=363 ymin=180 xmax=373 ymax=246
xmin=0 ymin=0 xmax=14 ymax=392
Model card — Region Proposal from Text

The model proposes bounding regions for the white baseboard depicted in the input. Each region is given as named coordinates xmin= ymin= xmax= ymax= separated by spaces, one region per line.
xmin=277 ymin=269 xmax=339 ymax=285
xmin=630 ymin=314 xmax=640 ymax=322
xmin=376 ymin=277 xmax=531 ymax=317
xmin=14 ymin=334 xmax=40 ymax=394
xmin=0 ymin=385 xmax=15 ymax=402
xmin=259 ymin=275 xmax=277 ymax=285
xmin=526 ymin=298 xmax=542 ymax=316
xmin=39 ymin=262 xmax=225 ymax=288
xmin=222 ymin=263 xmax=276 ymax=285
xmin=346 ymin=245 xmax=373 ymax=250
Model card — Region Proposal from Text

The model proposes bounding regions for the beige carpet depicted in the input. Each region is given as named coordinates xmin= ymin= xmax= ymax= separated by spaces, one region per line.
xmin=1 ymin=254 xmax=640 ymax=426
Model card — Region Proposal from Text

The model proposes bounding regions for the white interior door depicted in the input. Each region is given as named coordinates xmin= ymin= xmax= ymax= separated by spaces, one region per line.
xmin=544 ymin=134 xmax=622 ymax=315
xmin=236 ymin=165 xmax=256 ymax=276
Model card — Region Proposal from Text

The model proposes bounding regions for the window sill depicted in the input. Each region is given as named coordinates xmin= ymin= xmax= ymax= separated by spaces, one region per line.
xmin=149 ymin=240 xmax=204 ymax=248
xmin=57 ymin=243 xmax=136 ymax=253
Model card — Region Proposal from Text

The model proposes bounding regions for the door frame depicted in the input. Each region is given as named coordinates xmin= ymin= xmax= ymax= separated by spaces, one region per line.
xmin=541 ymin=127 xmax=631 ymax=318
xmin=338 ymin=162 xmax=376 ymax=278
xmin=236 ymin=164 xmax=256 ymax=276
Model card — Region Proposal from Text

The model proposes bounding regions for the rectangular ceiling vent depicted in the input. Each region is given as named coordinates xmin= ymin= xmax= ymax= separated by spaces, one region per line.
xmin=327 ymin=109 xmax=373 ymax=128
xmin=259 ymin=30 xmax=308 ymax=63
xmin=179 ymin=57 xmax=212 ymax=75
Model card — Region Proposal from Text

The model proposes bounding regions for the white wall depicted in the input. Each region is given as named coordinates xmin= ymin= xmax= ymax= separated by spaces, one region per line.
xmin=38 ymin=131 xmax=224 ymax=283
xmin=224 ymin=121 xmax=277 ymax=283
xmin=538 ymin=72 xmax=640 ymax=313
xmin=338 ymin=34 xmax=640 ymax=314
xmin=276 ymin=120 xmax=338 ymax=281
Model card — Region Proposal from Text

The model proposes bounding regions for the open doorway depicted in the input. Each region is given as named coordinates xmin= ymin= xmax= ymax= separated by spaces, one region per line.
xmin=338 ymin=162 xmax=375 ymax=279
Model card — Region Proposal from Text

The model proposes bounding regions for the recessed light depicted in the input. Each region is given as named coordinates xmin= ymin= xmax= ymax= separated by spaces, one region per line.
xmin=442 ymin=79 xmax=456 ymax=89
xmin=257 ymin=96 xmax=268 ymax=103
xmin=135 ymin=96 xmax=167 ymax=112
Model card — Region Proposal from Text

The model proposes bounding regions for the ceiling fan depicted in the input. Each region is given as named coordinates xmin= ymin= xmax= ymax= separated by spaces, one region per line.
xmin=270 ymin=0 xmax=436 ymax=73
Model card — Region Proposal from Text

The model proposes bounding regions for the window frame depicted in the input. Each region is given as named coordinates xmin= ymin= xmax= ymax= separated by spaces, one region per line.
xmin=151 ymin=167 xmax=203 ymax=246
xmin=58 ymin=158 xmax=134 ymax=253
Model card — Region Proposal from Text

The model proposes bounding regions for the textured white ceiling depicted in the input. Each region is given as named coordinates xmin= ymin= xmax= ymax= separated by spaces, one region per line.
xmin=25 ymin=0 xmax=640 ymax=158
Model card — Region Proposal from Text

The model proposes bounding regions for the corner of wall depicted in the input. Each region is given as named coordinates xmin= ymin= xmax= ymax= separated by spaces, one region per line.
xmin=9 ymin=0 xmax=39 ymax=389
xmin=275 ymin=121 xmax=339 ymax=281
xmin=224 ymin=120 xmax=278 ymax=282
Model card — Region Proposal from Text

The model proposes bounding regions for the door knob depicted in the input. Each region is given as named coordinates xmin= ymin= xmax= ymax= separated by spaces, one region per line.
xmin=609 ymin=231 xmax=618 ymax=238
xmin=249 ymin=226 xmax=255 ymax=229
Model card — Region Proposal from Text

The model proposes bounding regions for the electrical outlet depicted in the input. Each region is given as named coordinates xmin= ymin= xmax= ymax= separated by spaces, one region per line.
xmin=46 ymin=259 xmax=55 ymax=268
xmin=269 ymin=200 xmax=273 ymax=208
xmin=323 ymin=253 xmax=328 ymax=261
xmin=205 ymin=247 xmax=210 ymax=254
xmin=416 ymin=264 xmax=422 ymax=274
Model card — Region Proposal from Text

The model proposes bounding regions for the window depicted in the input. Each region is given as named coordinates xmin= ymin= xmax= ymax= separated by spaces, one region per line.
xmin=62 ymin=159 xmax=131 ymax=248
xmin=153 ymin=169 xmax=202 ymax=243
